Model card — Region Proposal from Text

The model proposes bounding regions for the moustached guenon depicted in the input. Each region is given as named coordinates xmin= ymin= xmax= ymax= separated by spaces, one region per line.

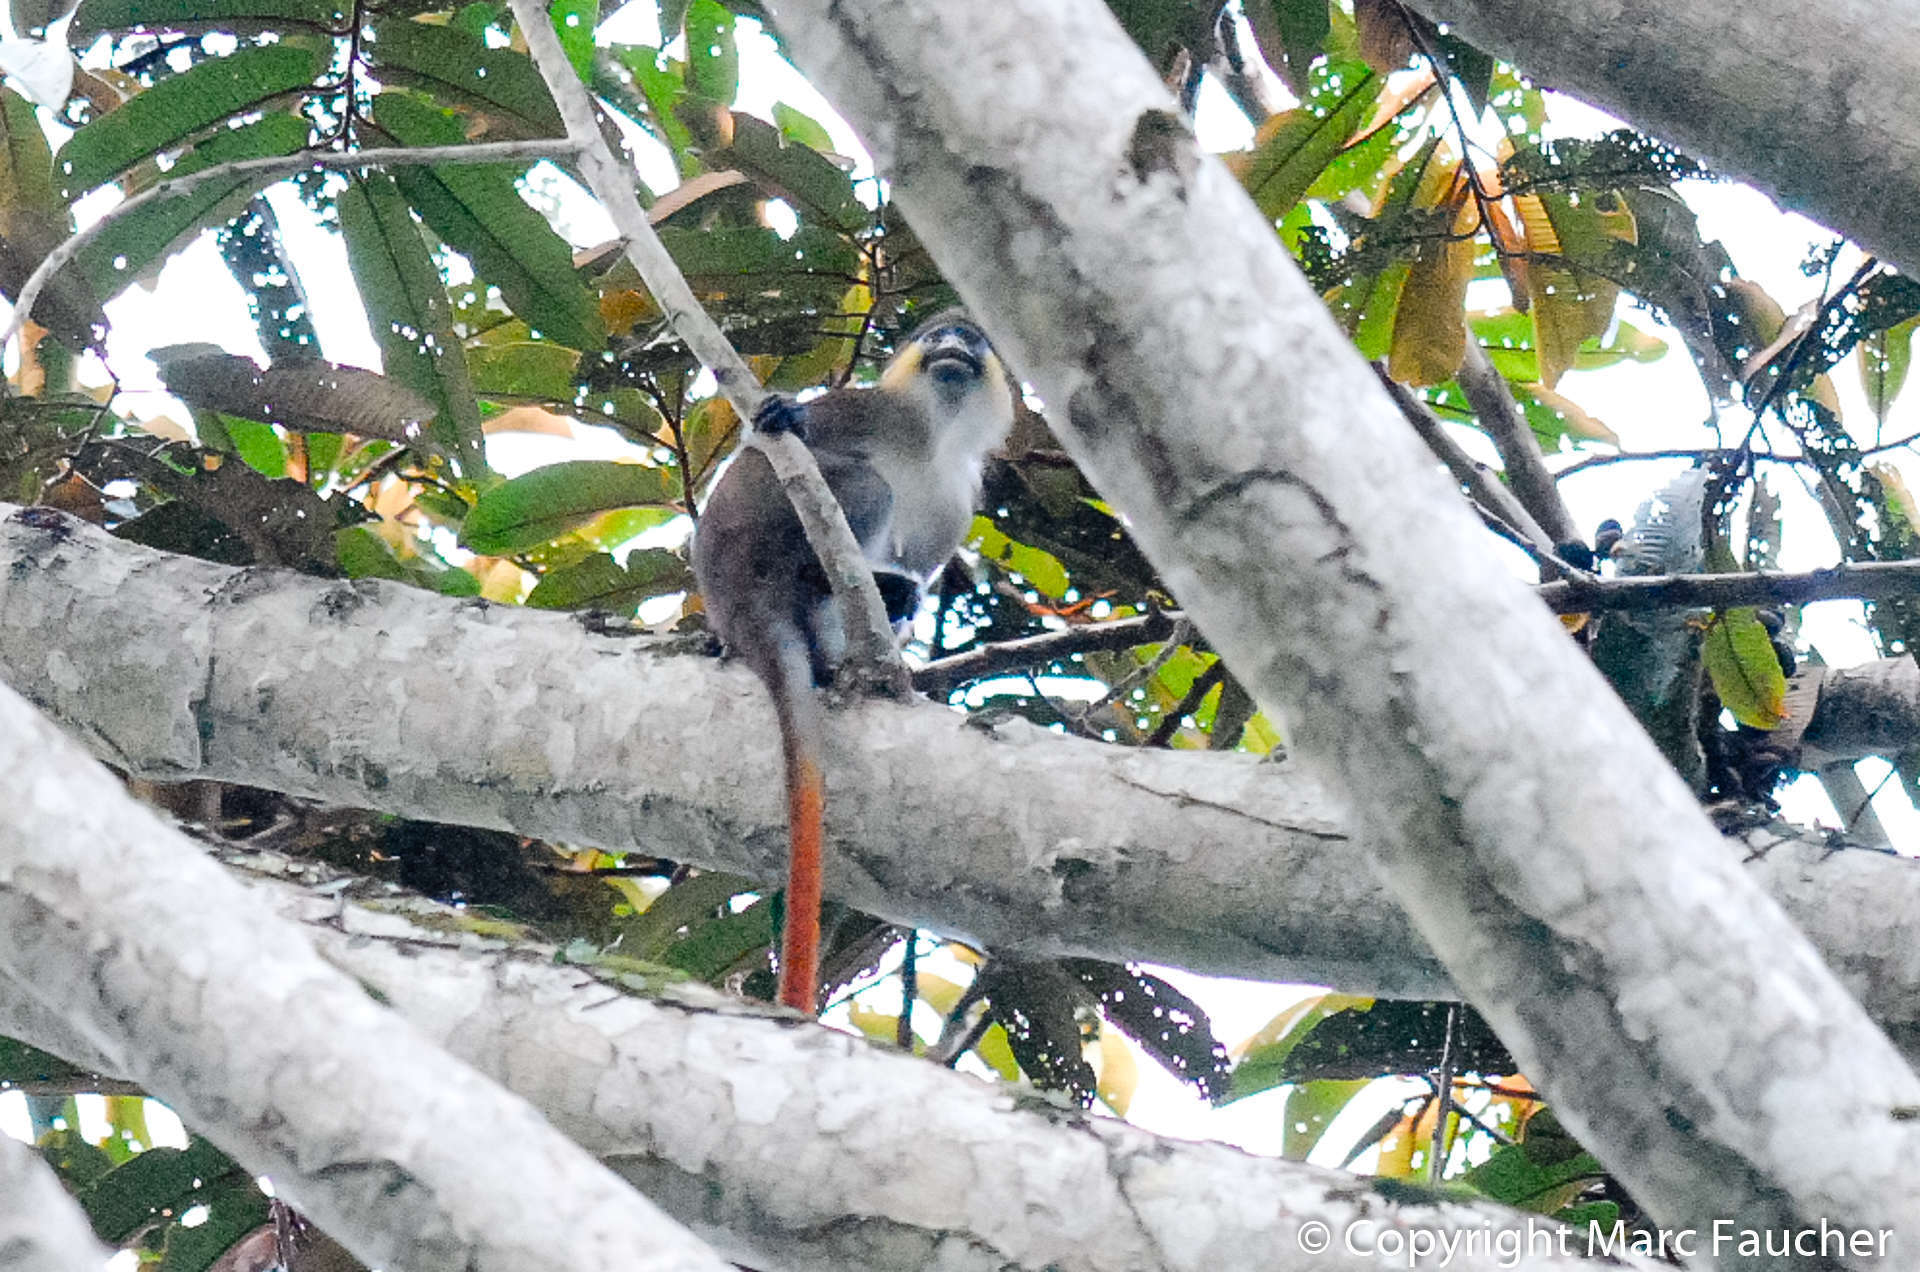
xmin=692 ymin=311 xmax=1015 ymax=1014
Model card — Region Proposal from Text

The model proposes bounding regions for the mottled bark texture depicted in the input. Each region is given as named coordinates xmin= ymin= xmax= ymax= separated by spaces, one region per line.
xmin=0 ymin=1131 xmax=114 ymax=1272
xmin=764 ymin=1 xmax=1920 ymax=1265
xmin=0 ymin=676 xmax=730 ymax=1272
xmin=6 ymin=505 xmax=1920 ymax=1062
xmin=0 ymin=853 xmax=1615 ymax=1272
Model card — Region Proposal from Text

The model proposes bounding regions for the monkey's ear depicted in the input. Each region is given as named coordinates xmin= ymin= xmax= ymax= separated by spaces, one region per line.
xmin=754 ymin=395 xmax=811 ymax=442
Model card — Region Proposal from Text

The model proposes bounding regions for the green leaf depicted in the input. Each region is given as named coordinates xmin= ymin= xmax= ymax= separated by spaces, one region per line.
xmin=609 ymin=44 xmax=692 ymax=154
xmin=716 ymin=112 xmax=867 ymax=235
xmin=683 ymin=0 xmax=737 ymax=103
xmin=1461 ymin=1136 xmax=1604 ymax=1214
xmin=1703 ymin=607 xmax=1788 ymax=730
xmin=549 ymin=0 xmax=599 ymax=80
xmin=971 ymin=521 xmax=1071 ymax=599
xmin=223 ymin=415 xmax=287 ymax=477
xmin=772 ymin=101 xmax=833 ymax=152
xmin=1282 ymin=1079 xmax=1369 ymax=1159
xmin=73 ymin=0 xmax=347 ymax=38
xmin=369 ymin=18 xmax=562 ymax=136
xmin=74 ymin=1139 xmax=239 ymax=1244
xmin=1269 ymin=0 xmax=1331 ymax=75
xmin=1472 ymin=312 xmax=1666 ymax=382
xmin=656 ymin=0 xmax=691 ymax=38
xmin=661 ymin=897 xmax=774 ymax=978
xmin=526 ymin=547 xmax=688 ymax=609
xmin=654 ymin=222 xmax=857 ymax=305
xmin=1862 ymin=313 xmax=1920 ymax=423
xmin=1223 ymin=992 xmax=1373 ymax=1103
xmin=1233 ymin=60 xmax=1378 ymax=219
xmin=155 ymin=1172 xmax=271 ymax=1272
xmin=0 ymin=86 xmax=58 ymax=226
xmin=470 ymin=338 xmax=582 ymax=400
xmin=77 ymin=114 xmax=310 ymax=294
xmin=337 ymin=172 xmax=488 ymax=476
xmin=1432 ymin=30 xmax=1494 ymax=118
xmin=462 ymin=459 xmax=677 ymax=552
xmin=56 ymin=43 xmax=324 ymax=198
xmin=336 ymin=525 xmax=482 ymax=594
xmin=373 ymin=93 xmax=605 ymax=350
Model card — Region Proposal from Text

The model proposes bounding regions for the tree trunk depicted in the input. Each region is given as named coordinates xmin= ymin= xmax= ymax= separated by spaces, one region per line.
xmin=767 ymin=1 xmax=1920 ymax=1263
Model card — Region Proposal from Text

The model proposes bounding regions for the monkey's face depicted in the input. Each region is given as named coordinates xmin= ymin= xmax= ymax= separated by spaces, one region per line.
xmin=917 ymin=322 xmax=993 ymax=390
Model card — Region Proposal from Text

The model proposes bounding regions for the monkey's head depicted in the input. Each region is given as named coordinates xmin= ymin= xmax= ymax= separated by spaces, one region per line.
xmin=879 ymin=310 xmax=1015 ymax=454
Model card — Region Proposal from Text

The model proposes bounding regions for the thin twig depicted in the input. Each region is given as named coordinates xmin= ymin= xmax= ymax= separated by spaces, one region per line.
xmin=1537 ymin=558 xmax=1920 ymax=614
xmin=4 ymin=138 xmax=587 ymax=355
xmin=505 ymin=0 xmax=905 ymax=690
xmin=1143 ymin=658 xmax=1225 ymax=747
xmin=913 ymin=609 xmax=1184 ymax=695
xmin=1429 ymin=1002 xmax=1460 ymax=1185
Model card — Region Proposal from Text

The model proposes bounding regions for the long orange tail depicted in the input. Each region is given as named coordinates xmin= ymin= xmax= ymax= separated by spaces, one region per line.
xmin=778 ymin=746 xmax=825 ymax=1012
xmin=768 ymin=633 xmax=827 ymax=1015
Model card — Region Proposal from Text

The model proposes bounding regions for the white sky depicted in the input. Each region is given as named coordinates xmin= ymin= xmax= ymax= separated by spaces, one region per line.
xmin=5 ymin=5 xmax=1914 ymax=1175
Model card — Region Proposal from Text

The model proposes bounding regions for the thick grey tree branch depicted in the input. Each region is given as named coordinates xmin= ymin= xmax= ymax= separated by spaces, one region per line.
xmin=0 ymin=853 xmax=1628 ymax=1272
xmin=9 ymin=505 xmax=1920 ymax=1067
xmin=503 ymin=0 xmax=902 ymax=684
xmin=763 ymin=0 xmax=1920 ymax=1263
xmin=0 ymin=1130 xmax=114 ymax=1272
xmin=0 ymin=674 xmax=732 ymax=1272
xmin=1397 ymin=0 xmax=1920 ymax=278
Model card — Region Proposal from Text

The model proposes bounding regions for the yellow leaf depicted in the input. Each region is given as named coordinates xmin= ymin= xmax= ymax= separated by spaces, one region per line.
xmin=1374 ymin=1110 xmax=1421 ymax=1177
xmin=914 ymin=973 xmax=968 ymax=1016
xmin=1096 ymin=1029 xmax=1139 ymax=1117
xmin=975 ymin=1023 xmax=1021 ymax=1081
xmin=1388 ymin=172 xmax=1479 ymax=386
xmin=847 ymin=1002 xmax=901 ymax=1046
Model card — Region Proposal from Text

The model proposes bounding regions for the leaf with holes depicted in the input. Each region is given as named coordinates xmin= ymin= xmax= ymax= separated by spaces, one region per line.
xmin=684 ymin=0 xmax=736 ymax=102
xmin=1704 ymin=607 xmax=1788 ymax=730
xmin=368 ymin=18 xmax=561 ymax=136
xmin=1863 ymin=313 xmax=1920 ymax=423
xmin=548 ymin=0 xmax=598 ymax=80
xmin=715 ymin=111 xmax=866 ymax=235
xmin=463 ymin=459 xmax=677 ymax=553
xmin=373 ymin=93 xmax=604 ymax=350
xmin=77 ymin=113 xmax=309 ymax=295
xmin=72 ymin=0 xmax=347 ymax=39
xmin=56 ymin=41 xmax=323 ymax=198
xmin=1228 ymin=60 xmax=1377 ymax=219
xmin=338 ymin=172 xmax=487 ymax=474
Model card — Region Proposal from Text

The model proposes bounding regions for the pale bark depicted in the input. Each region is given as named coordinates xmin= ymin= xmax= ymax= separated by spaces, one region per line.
xmin=9 ymin=505 xmax=1920 ymax=1061
xmin=0 ymin=850 xmax=1632 ymax=1272
xmin=764 ymin=1 xmax=1920 ymax=1265
xmin=1803 ymin=658 xmax=1920 ymax=766
xmin=0 ymin=676 xmax=730 ymax=1272
xmin=0 ymin=1130 xmax=114 ymax=1272
xmin=1397 ymin=0 xmax=1920 ymax=278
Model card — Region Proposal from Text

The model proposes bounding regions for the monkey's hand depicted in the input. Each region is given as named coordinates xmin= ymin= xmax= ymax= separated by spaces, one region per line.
xmin=752 ymin=394 xmax=811 ymax=443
